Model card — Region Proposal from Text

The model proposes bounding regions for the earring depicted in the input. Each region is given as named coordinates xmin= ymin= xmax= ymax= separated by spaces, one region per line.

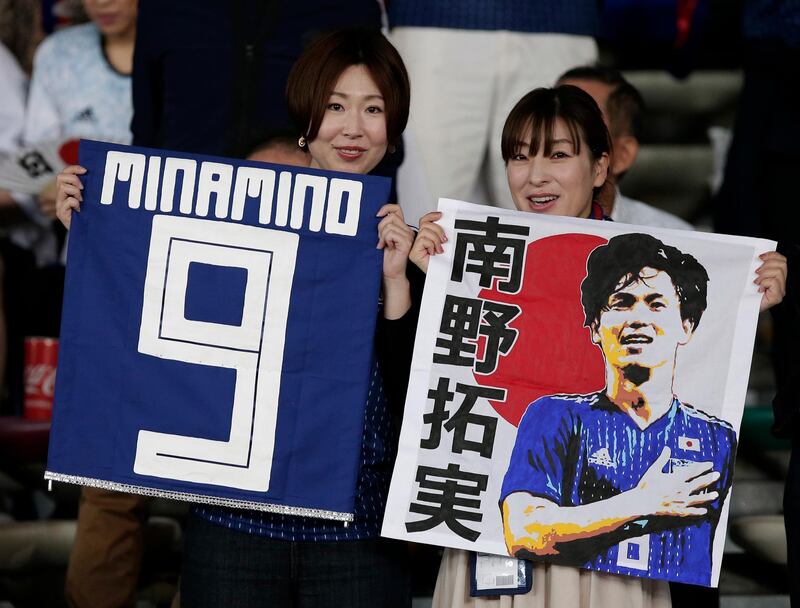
xmin=298 ymin=135 xmax=306 ymax=148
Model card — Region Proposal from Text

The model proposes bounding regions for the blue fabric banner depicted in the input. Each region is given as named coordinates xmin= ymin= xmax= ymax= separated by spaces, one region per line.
xmin=45 ymin=140 xmax=390 ymax=520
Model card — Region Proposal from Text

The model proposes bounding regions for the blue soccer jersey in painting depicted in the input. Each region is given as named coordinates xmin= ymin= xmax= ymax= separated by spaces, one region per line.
xmin=501 ymin=392 xmax=737 ymax=586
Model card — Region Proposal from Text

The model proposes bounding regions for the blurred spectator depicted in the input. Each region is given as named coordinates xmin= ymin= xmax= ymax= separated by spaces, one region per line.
xmin=1 ymin=1 xmax=44 ymax=236
xmin=711 ymin=1 xmax=800 ymax=604
xmin=0 ymin=0 xmax=44 ymax=73
xmin=40 ymin=0 xmax=89 ymax=34
xmin=15 ymin=2 xmax=146 ymax=607
xmin=22 ymin=0 xmax=136 ymax=191
xmin=10 ymin=0 xmax=137 ymax=328
xmin=0 ymin=38 xmax=27 ymax=409
xmin=67 ymin=487 xmax=150 ymax=608
xmin=0 ymin=257 xmax=5 ymax=398
xmin=557 ymin=65 xmax=692 ymax=229
xmin=1 ymin=37 xmax=56 ymax=413
xmin=598 ymin=0 xmax=710 ymax=78
xmin=2 ymin=0 xmax=135 ymax=411
xmin=0 ymin=40 xmax=32 ymax=229
xmin=131 ymin=0 xmax=382 ymax=157
xmin=389 ymin=1 xmax=599 ymax=217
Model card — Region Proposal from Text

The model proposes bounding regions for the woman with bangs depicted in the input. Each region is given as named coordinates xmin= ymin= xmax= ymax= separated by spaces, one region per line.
xmin=413 ymin=86 xmax=614 ymax=277
xmin=56 ymin=27 xmax=418 ymax=608
xmin=411 ymin=85 xmax=786 ymax=607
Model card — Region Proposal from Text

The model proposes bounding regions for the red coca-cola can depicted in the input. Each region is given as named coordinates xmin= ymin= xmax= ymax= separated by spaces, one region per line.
xmin=24 ymin=337 xmax=59 ymax=421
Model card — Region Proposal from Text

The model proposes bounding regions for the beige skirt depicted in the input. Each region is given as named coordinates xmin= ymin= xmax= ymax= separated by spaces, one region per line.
xmin=431 ymin=549 xmax=672 ymax=608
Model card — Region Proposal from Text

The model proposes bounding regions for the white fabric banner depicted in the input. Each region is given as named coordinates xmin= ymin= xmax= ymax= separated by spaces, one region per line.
xmin=383 ymin=199 xmax=774 ymax=588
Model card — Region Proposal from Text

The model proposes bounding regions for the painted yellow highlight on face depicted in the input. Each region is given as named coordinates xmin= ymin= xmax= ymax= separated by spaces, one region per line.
xmin=592 ymin=269 xmax=692 ymax=371
xmin=598 ymin=324 xmax=669 ymax=369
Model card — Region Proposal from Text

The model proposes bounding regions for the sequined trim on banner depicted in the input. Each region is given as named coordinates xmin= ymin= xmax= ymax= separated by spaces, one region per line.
xmin=43 ymin=471 xmax=355 ymax=522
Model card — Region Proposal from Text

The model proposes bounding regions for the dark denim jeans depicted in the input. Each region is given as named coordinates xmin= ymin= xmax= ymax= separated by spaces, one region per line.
xmin=181 ymin=513 xmax=411 ymax=608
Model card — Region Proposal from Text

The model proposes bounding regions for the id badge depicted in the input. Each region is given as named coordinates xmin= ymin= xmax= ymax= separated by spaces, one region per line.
xmin=469 ymin=551 xmax=533 ymax=597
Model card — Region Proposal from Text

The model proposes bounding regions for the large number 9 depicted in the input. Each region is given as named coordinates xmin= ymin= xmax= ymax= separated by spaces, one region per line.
xmin=133 ymin=215 xmax=298 ymax=492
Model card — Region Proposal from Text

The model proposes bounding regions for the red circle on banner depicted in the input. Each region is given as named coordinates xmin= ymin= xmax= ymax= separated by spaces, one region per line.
xmin=475 ymin=233 xmax=608 ymax=427
xmin=58 ymin=139 xmax=81 ymax=165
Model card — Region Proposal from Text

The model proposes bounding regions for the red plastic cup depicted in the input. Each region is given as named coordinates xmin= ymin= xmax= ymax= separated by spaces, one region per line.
xmin=23 ymin=337 xmax=59 ymax=421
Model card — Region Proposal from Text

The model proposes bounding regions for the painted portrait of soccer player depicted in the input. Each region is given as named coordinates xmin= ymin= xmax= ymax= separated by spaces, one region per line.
xmin=500 ymin=232 xmax=737 ymax=587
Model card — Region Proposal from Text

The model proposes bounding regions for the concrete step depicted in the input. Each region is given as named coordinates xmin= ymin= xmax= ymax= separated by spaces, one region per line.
xmin=729 ymin=515 xmax=787 ymax=566
xmin=627 ymin=70 xmax=742 ymax=114
xmin=721 ymin=596 xmax=789 ymax=608
xmin=622 ymin=144 xmax=713 ymax=220
xmin=626 ymin=70 xmax=742 ymax=143
xmin=615 ymin=70 xmax=745 ymax=222
xmin=729 ymin=480 xmax=784 ymax=518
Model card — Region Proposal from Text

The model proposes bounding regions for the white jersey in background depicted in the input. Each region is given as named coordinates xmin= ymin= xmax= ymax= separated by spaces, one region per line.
xmin=23 ymin=22 xmax=132 ymax=146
